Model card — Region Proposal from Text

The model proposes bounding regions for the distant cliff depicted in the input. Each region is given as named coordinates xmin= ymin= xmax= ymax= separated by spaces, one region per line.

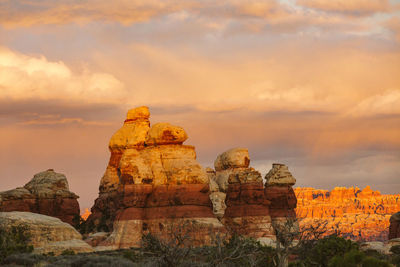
xmin=295 ymin=186 xmax=400 ymax=241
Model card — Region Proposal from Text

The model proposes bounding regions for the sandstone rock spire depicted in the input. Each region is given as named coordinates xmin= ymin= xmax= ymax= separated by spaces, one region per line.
xmin=264 ymin=163 xmax=297 ymax=222
xmin=210 ymin=148 xmax=276 ymax=245
xmin=88 ymin=106 xmax=224 ymax=249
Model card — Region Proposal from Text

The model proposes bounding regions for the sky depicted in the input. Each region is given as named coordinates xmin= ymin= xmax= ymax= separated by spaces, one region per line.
xmin=0 ymin=0 xmax=399 ymax=211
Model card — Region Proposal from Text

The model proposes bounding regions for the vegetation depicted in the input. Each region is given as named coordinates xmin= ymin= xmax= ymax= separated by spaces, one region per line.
xmin=2 ymin=219 xmax=400 ymax=267
xmin=0 ymin=225 xmax=33 ymax=261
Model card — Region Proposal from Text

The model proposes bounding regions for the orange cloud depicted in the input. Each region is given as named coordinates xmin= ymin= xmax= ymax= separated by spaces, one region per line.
xmin=384 ymin=16 xmax=400 ymax=41
xmin=296 ymin=0 xmax=390 ymax=15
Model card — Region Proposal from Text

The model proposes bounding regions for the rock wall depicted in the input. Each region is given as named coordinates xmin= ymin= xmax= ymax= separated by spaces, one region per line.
xmin=295 ymin=187 xmax=400 ymax=241
xmin=0 ymin=169 xmax=80 ymax=225
xmin=389 ymin=212 xmax=400 ymax=240
xmin=88 ymin=106 xmax=299 ymax=249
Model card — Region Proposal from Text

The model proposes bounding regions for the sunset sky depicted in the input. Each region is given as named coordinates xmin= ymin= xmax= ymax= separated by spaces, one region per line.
xmin=0 ymin=0 xmax=399 ymax=210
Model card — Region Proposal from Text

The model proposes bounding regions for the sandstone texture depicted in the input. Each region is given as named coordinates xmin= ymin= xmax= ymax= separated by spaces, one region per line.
xmin=88 ymin=107 xmax=224 ymax=249
xmin=211 ymin=148 xmax=276 ymax=245
xmin=0 ymin=212 xmax=93 ymax=255
xmin=88 ymin=106 xmax=299 ymax=249
xmin=389 ymin=212 xmax=400 ymax=240
xmin=264 ymin=163 xmax=297 ymax=225
xmin=0 ymin=169 xmax=80 ymax=225
xmin=295 ymin=186 xmax=400 ymax=241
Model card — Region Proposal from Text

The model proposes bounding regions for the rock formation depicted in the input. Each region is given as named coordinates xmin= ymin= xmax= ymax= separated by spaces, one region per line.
xmin=264 ymin=163 xmax=297 ymax=224
xmin=88 ymin=106 xmax=225 ymax=249
xmin=295 ymin=187 xmax=400 ymax=241
xmin=0 ymin=211 xmax=93 ymax=255
xmin=88 ymin=106 xmax=299 ymax=249
xmin=389 ymin=212 xmax=400 ymax=240
xmin=0 ymin=169 xmax=80 ymax=225
xmin=210 ymin=148 xmax=276 ymax=245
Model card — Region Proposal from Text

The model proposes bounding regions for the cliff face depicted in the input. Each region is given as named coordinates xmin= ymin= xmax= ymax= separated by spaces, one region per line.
xmin=295 ymin=187 xmax=400 ymax=241
xmin=0 ymin=169 xmax=80 ymax=225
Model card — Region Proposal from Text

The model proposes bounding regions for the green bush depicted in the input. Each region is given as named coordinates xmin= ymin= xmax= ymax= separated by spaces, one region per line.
xmin=328 ymin=249 xmax=391 ymax=267
xmin=295 ymin=235 xmax=358 ymax=267
xmin=0 ymin=225 xmax=34 ymax=262
xmin=2 ymin=253 xmax=46 ymax=267
xmin=61 ymin=249 xmax=76 ymax=255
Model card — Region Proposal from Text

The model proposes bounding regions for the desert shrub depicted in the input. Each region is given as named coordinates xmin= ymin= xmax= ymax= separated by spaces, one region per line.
xmin=122 ymin=249 xmax=141 ymax=263
xmin=61 ymin=249 xmax=76 ymax=255
xmin=2 ymin=253 xmax=46 ymax=267
xmin=202 ymin=234 xmax=274 ymax=267
xmin=328 ymin=249 xmax=391 ymax=267
xmin=0 ymin=225 xmax=34 ymax=261
xmin=140 ymin=233 xmax=193 ymax=267
xmin=295 ymin=235 xmax=358 ymax=267
xmin=45 ymin=254 xmax=133 ymax=267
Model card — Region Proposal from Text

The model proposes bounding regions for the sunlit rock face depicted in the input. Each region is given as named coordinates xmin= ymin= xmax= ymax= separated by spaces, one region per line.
xmin=295 ymin=187 xmax=400 ymax=241
xmin=389 ymin=212 xmax=400 ymax=240
xmin=0 ymin=169 xmax=80 ymax=225
xmin=89 ymin=106 xmax=225 ymax=249
xmin=89 ymin=106 xmax=300 ymax=249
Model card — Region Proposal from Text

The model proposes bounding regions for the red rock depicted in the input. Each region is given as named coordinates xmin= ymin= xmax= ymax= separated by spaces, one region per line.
xmin=295 ymin=187 xmax=400 ymax=241
xmin=265 ymin=186 xmax=297 ymax=218
xmin=215 ymin=149 xmax=277 ymax=245
xmin=89 ymin=107 xmax=225 ymax=249
xmin=0 ymin=170 xmax=80 ymax=225
xmin=389 ymin=212 xmax=400 ymax=240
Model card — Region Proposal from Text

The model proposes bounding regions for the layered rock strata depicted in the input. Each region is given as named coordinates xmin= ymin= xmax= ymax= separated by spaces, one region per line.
xmin=264 ymin=164 xmax=297 ymax=224
xmin=88 ymin=106 xmax=300 ymax=249
xmin=0 ymin=211 xmax=93 ymax=255
xmin=0 ymin=169 xmax=80 ymax=225
xmin=210 ymin=148 xmax=276 ymax=245
xmin=389 ymin=212 xmax=400 ymax=240
xmin=88 ymin=107 xmax=225 ymax=249
xmin=295 ymin=187 xmax=400 ymax=241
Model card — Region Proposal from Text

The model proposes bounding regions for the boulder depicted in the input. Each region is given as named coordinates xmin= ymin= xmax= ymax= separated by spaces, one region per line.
xmin=0 ymin=169 xmax=80 ymax=225
xmin=214 ymin=148 xmax=250 ymax=171
xmin=265 ymin=163 xmax=296 ymax=186
xmin=360 ymin=241 xmax=389 ymax=255
xmin=389 ymin=212 xmax=400 ymax=240
xmin=145 ymin=122 xmax=188 ymax=145
xmin=0 ymin=212 xmax=93 ymax=255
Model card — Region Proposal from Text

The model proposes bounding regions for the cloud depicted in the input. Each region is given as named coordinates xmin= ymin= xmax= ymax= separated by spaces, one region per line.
xmin=0 ymin=0 xmax=391 ymax=34
xmin=0 ymin=0 xmax=195 ymax=27
xmin=383 ymin=16 xmax=400 ymax=42
xmin=296 ymin=0 xmax=390 ymax=16
xmin=347 ymin=90 xmax=400 ymax=117
xmin=0 ymin=47 xmax=126 ymax=103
